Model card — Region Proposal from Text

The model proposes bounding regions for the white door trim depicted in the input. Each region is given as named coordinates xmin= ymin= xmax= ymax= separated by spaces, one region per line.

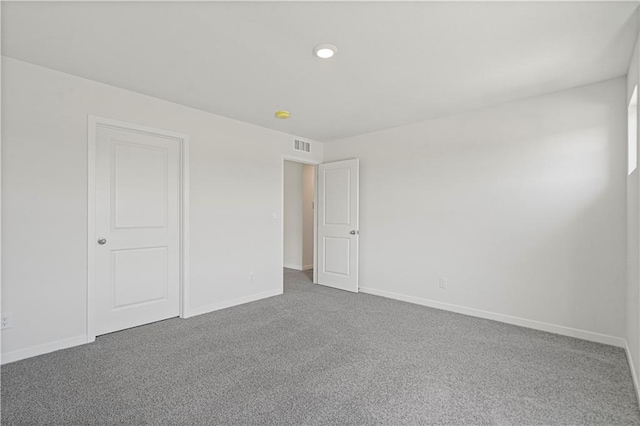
xmin=87 ymin=115 xmax=190 ymax=343
xmin=281 ymin=155 xmax=321 ymax=291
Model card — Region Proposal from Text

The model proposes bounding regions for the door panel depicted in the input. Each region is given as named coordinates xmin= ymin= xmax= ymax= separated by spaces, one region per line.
xmin=113 ymin=143 xmax=167 ymax=229
xmin=324 ymin=168 xmax=350 ymax=224
xmin=112 ymin=247 xmax=168 ymax=309
xmin=324 ymin=237 xmax=350 ymax=276
xmin=95 ymin=125 xmax=180 ymax=336
xmin=317 ymin=159 xmax=359 ymax=292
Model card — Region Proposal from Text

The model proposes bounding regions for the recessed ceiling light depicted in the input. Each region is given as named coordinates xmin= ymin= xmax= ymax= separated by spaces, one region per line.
xmin=275 ymin=110 xmax=290 ymax=119
xmin=313 ymin=44 xmax=337 ymax=59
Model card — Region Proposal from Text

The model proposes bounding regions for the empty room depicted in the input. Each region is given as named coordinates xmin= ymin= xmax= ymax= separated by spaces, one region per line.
xmin=2 ymin=0 xmax=640 ymax=424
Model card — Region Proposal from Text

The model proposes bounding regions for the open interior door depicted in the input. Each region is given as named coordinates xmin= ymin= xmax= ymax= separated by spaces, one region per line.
xmin=316 ymin=159 xmax=359 ymax=292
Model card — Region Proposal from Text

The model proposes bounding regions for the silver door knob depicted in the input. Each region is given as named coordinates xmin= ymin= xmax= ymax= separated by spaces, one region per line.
xmin=97 ymin=238 xmax=107 ymax=245
xmin=350 ymin=230 xmax=357 ymax=235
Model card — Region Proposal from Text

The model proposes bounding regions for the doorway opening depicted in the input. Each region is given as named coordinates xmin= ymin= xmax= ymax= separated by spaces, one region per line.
xmin=283 ymin=159 xmax=316 ymax=291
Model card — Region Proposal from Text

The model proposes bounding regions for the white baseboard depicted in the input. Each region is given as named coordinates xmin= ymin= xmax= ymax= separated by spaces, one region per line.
xmin=284 ymin=264 xmax=313 ymax=271
xmin=625 ymin=340 xmax=640 ymax=406
xmin=359 ymin=286 xmax=626 ymax=348
xmin=1 ymin=335 xmax=88 ymax=365
xmin=185 ymin=288 xmax=282 ymax=318
xmin=1 ymin=289 xmax=282 ymax=364
xmin=283 ymin=263 xmax=303 ymax=271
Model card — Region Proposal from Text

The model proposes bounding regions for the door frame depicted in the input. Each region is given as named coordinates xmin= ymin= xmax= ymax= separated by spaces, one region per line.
xmin=281 ymin=155 xmax=321 ymax=291
xmin=86 ymin=115 xmax=190 ymax=343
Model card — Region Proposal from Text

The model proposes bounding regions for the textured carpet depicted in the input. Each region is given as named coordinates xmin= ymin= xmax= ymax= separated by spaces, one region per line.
xmin=2 ymin=268 xmax=639 ymax=425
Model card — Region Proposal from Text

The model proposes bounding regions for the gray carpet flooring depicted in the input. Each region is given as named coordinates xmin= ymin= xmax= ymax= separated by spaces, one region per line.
xmin=2 ymin=268 xmax=639 ymax=425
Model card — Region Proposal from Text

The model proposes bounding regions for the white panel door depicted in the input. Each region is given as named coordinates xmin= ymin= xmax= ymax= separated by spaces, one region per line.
xmin=317 ymin=159 xmax=359 ymax=292
xmin=94 ymin=125 xmax=181 ymax=336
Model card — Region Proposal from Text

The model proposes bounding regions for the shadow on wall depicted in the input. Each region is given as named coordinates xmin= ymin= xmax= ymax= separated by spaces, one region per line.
xmin=339 ymin=80 xmax=626 ymax=337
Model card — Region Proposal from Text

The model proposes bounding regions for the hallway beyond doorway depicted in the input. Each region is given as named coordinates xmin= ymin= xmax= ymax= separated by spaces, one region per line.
xmin=284 ymin=267 xmax=313 ymax=293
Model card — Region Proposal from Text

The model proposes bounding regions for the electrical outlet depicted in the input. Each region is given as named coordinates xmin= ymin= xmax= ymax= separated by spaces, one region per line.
xmin=1 ymin=313 xmax=13 ymax=330
xmin=250 ymin=273 xmax=255 ymax=283
xmin=439 ymin=277 xmax=448 ymax=290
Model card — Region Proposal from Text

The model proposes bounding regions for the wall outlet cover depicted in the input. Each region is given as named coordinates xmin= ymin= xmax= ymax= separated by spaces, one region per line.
xmin=1 ymin=313 xmax=13 ymax=329
xmin=439 ymin=277 xmax=448 ymax=289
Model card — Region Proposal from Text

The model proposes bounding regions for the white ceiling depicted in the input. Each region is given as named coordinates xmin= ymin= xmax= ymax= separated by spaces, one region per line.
xmin=2 ymin=1 xmax=638 ymax=142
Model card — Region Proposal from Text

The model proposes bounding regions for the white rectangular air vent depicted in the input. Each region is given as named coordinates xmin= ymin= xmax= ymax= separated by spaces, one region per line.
xmin=294 ymin=139 xmax=311 ymax=153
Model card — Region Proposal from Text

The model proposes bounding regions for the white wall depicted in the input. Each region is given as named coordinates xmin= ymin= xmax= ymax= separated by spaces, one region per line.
xmin=324 ymin=78 xmax=627 ymax=345
xmin=284 ymin=161 xmax=304 ymax=269
xmin=1 ymin=57 xmax=323 ymax=361
xmin=302 ymin=164 xmax=314 ymax=270
xmin=627 ymin=31 xmax=640 ymax=396
xmin=0 ymin=56 xmax=631 ymax=363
